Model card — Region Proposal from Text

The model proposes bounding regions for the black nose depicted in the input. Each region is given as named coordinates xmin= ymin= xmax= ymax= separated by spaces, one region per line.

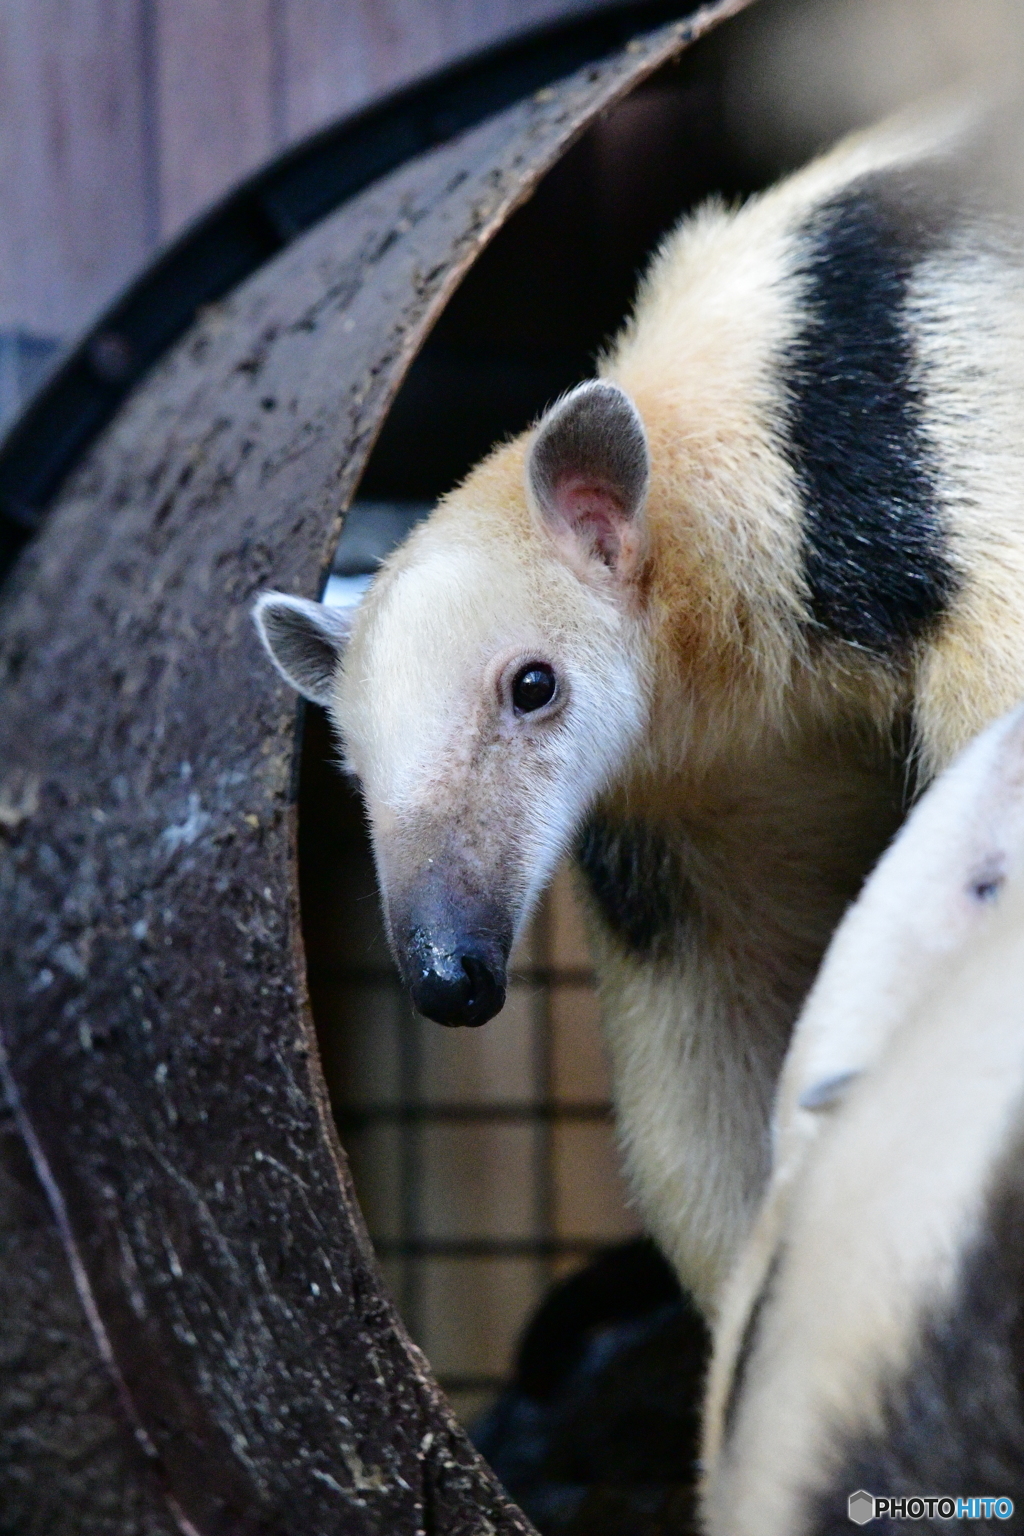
xmin=408 ymin=937 xmax=506 ymax=1028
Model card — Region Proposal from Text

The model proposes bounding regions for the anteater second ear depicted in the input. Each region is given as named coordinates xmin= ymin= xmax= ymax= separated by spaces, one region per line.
xmin=252 ymin=591 xmax=352 ymax=708
xmin=526 ymin=380 xmax=649 ymax=582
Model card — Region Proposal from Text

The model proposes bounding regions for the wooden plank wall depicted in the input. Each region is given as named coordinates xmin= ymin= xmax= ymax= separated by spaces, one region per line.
xmin=0 ymin=0 xmax=611 ymax=345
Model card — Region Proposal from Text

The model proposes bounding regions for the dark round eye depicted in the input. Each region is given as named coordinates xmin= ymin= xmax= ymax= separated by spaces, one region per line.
xmin=512 ymin=662 xmax=557 ymax=713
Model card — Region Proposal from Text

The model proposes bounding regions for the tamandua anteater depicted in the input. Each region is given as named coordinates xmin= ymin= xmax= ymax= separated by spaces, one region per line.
xmin=255 ymin=101 xmax=1024 ymax=1317
xmin=702 ymin=702 xmax=1024 ymax=1535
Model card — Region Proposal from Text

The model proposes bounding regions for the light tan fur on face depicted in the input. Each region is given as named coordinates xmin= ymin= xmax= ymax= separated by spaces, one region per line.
xmin=702 ymin=704 xmax=1024 ymax=1536
xmin=333 ymin=447 xmax=652 ymax=934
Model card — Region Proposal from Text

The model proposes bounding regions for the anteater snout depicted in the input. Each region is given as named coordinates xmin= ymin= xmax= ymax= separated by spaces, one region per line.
xmin=406 ymin=928 xmax=507 ymax=1028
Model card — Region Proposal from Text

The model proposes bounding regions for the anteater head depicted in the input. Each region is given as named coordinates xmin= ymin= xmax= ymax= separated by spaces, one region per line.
xmin=255 ymin=381 xmax=653 ymax=1027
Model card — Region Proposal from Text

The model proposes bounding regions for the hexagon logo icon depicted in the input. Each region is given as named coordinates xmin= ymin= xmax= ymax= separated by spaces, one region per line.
xmin=848 ymin=1490 xmax=875 ymax=1525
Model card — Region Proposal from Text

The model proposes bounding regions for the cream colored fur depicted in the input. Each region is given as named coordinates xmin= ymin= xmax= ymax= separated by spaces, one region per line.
xmin=259 ymin=101 xmax=1024 ymax=1318
xmin=701 ymin=704 xmax=1024 ymax=1536
xmin=579 ymin=740 xmax=904 ymax=1309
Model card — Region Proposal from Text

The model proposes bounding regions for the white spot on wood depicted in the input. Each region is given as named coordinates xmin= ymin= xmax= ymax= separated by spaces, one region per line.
xmin=53 ymin=942 xmax=86 ymax=979
xmin=343 ymin=1448 xmax=386 ymax=1493
xmin=0 ymin=773 xmax=38 ymax=829
xmin=311 ymin=1468 xmax=346 ymax=1496
xmin=161 ymin=792 xmax=211 ymax=852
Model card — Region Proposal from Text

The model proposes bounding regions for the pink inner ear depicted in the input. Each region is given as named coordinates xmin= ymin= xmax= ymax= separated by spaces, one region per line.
xmin=549 ymin=474 xmax=627 ymax=566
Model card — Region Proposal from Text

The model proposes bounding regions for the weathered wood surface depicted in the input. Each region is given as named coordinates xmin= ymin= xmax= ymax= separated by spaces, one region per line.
xmin=0 ymin=1104 xmax=180 ymax=1536
xmin=0 ymin=0 xmax=154 ymax=339
xmin=0 ymin=0 xmax=619 ymax=340
xmin=154 ymin=0 xmax=280 ymax=242
xmin=277 ymin=0 xmax=620 ymax=143
xmin=0 ymin=5 xmax=753 ymax=1531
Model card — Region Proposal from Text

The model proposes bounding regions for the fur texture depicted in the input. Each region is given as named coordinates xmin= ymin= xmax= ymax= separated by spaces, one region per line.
xmin=256 ymin=102 xmax=1024 ymax=1316
xmin=701 ymin=705 xmax=1024 ymax=1534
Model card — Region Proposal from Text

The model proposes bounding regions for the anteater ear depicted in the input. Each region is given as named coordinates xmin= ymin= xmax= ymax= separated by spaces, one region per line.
xmin=252 ymin=591 xmax=352 ymax=708
xmin=526 ymin=380 xmax=649 ymax=582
